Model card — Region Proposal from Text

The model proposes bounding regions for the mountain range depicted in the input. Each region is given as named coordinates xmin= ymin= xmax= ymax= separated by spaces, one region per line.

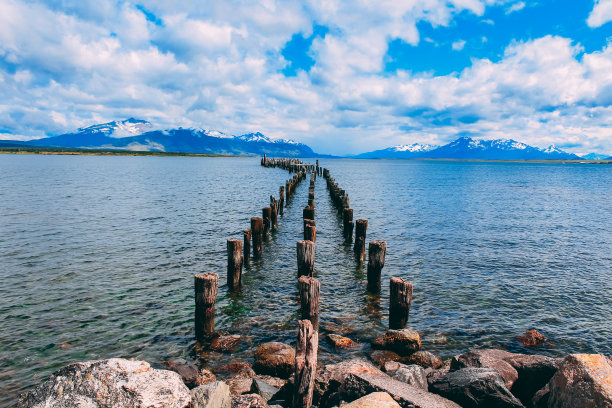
xmin=0 ymin=118 xmax=608 ymax=160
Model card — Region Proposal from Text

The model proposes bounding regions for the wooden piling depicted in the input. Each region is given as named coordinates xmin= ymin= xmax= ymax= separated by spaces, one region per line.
xmin=354 ymin=219 xmax=368 ymax=261
xmin=243 ymin=229 xmax=251 ymax=267
xmin=194 ymin=273 xmax=218 ymax=339
xmin=270 ymin=196 xmax=278 ymax=231
xmin=304 ymin=222 xmax=316 ymax=242
xmin=227 ymin=239 xmax=243 ymax=289
xmin=251 ymin=217 xmax=264 ymax=258
xmin=296 ymin=240 xmax=315 ymax=277
xmin=293 ymin=319 xmax=318 ymax=408
xmin=389 ymin=277 xmax=413 ymax=329
xmin=298 ymin=276 xmax=320 ymax=330
xmin=366 ymin=241 xmax=386 ymax=291
xmin=343 ymin=208 xmax=353 ymax=242
xmin=279 ymin=186 xmax=285 ymax=215
xmin=262 ymin=207 xmax=271 ymax=237
xmin=303 ymin=206 xmax=315 ymax=221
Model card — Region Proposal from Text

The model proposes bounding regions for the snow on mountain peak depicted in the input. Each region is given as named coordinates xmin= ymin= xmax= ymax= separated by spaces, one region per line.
xmin=79 ymin=118 xmax=152 ymax=138
xmin=390 ymin=143 xmax=436 ymax=152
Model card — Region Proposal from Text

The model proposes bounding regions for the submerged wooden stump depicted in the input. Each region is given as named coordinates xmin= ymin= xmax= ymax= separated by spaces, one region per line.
xmin=243 ymin=229 xmax=251 ymax=267
xmin=354 ymin=219 xmax=368 ymax=262
xmin=389 ymin=277 xmax=413 ymax=329
xmin=293 ymin=319 xmax=318 ymax=408
xmin=251 ymin=217 xmax=264 ymax=258
xmin=194 ymin=273 xmax=218 ymax=339
xmin=367 ymin=241 xmax=386 ymax=292
xmin=227 ymin=238 xmax=243 ymax=289
xmin=298 ymin=276 xmax=320 ymax=330
xmin=262 ymin=207 xmax=271 ymax=237
xmin=296 ymin=240 xmax=315 ymax=277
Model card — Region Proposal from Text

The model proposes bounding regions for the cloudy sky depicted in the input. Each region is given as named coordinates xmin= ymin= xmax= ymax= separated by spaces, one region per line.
xmin=0 ymin=0 xmax=611 ymax=155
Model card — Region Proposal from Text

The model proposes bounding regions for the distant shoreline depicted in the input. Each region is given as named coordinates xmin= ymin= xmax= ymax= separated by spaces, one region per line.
xmin=1 ymin=147 xmax=610 ymax=163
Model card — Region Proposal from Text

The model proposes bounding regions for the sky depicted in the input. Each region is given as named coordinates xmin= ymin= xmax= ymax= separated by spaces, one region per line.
xmin=0 ymin=0 xmax=611 ymax=156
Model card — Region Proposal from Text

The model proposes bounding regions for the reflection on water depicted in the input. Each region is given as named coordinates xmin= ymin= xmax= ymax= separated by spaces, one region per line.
xmin=0 ymin=155 xmax=610 ymax=406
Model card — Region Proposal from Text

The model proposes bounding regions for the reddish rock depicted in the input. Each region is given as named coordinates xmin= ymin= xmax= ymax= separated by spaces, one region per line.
xmin=518 ymin=329 xmax=548 ymax=347
xmin=371 ymin=329 xmax=421 ymax=355
xmin=210 ymin=335 xmax=242 ymax=352
xmin=227 ymin=366 xmax=256 ymax=396
xmin=369 ymin=350 xmax=403 ymax=368
xmin=214 ymin=362 xmax=253 ymax=376
xmin=405 ymin=351 xmax=444 ymax=369
xmin=503 ymin=354 xmax=560 ymax=404
xmin=450 ymin=349 xmax=519 ymax=389
xmin=342 ymin=391 xmax=401 ymax=408
xmin=253 ymin=342 xmax=295 ymax=379
xmin=383 ymin=361 xmax=402 ymax=375
xmin=548 ymin=354 xmax=612 ymax=408
xmin=165 ymin=360 xmax=217 ymax=389
xmin=327 ymin=334 xmax=358 ymax=349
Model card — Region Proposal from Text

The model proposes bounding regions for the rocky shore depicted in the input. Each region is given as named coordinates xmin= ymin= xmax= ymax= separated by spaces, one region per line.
xmin=17 ymin=329 xmax=612 ymax=408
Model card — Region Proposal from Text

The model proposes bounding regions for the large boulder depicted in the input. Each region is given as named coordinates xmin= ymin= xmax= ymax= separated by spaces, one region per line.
xmin=344 ymin=371 xmax=461 ymax=408
xmin=315 ymin=359 xmax=384 ymax=407
xmin=227 ymin=366 xmax=256 ymax=396
xmin=392 ymin=365 xmax=428 ymax=391
xmin=429 ymin=367 xmax=524 ymax=408
xmin=547 ymin=354 xmax=612 ymax=408
xmin=341 ymin=392 xmax=401 ymax=408
xmin=372 ymin=330 xmax=421 ymax=355
xmin=405 ymin=351 xmax=444 ymax=369
xmin=164 ymin=360 xmax=216 ymax=388
xmin=192 ymin=381 xmax=231 ymax=408
xmin=231 ymin=393 xmax=269 ymax=408
xmin=451 ymin=349 xmax=519 ymax=389
xmin=18 ymin=358 xmax=191 ymax=408
xmin=370 ymin=350 xmax=403 ymax=368
xmin=503 ymin=354 xmax=560 ymax=404
xmin=253 ymin=343 xmax=295 ymax=379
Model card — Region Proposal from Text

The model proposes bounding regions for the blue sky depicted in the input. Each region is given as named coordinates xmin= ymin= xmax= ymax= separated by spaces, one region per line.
xmin=0 ymin=0 xmax=610 ymax=155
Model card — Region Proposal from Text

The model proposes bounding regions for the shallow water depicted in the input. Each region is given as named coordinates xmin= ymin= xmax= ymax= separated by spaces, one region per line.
xmin=0 ymin=155 xmax=610 ymax=406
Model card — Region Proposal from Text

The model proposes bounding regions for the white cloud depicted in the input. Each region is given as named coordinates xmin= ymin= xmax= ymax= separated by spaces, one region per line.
xmin=506 ymin=1 xmax=525 ymax=14
xmin=587 ymin=0 xmax=612 ymax=28
xmin=0 ymin=0 xmax=611 ymax=156
xmin=452 ymin=40 xmax=467 ymax=51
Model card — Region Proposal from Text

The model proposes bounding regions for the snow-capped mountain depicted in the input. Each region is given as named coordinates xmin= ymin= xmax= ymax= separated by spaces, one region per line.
xmin=14 ymin=119 xmax=319 ymax=157
xmin=354 ymin=143 xmax=437 ymax=158
xmin=581 ymin=152 xmax=610 ymax=160
xmin=355 ymin=136 xmax=581 ymax=159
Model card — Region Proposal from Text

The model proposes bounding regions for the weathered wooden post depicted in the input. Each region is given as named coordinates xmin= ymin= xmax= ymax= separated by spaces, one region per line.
xmin=251 ymin=217 xmax=263 ymax=258
xmin=343 ymin=208 xmax=353 ymax=243
xmin=194 ymin=273 xmax=218 ymax=339
xmin=298 ymin=276 xmax=320 ymax=330
xmin=304 ymin=219 xmax=316 ymax=242
xmin=367 ymin=241 xmax=386 ymax=292
xmin=303 ymin=206 xmax=315 ymax=221
xmin=279 ymin=186 xmax=285 ymax=215
xmin=293 ymin=319 xmax=318 ymax=408
xmin=243 ymin=229 xmax=251 ymax=267
xmin=389 ymin=277 xmax=413 ymax=329
xmin=354 ymin=219 xmax=368 ymax=261
xmin=270 ymin=196 xmax=278 ymax=231
xmin=296 ymin=240 xmax=315 ymax=277
xmin=227 ymin=239 xmax=243 ymax=289
xmin=262 ymin=207 xmax=271 ymax=238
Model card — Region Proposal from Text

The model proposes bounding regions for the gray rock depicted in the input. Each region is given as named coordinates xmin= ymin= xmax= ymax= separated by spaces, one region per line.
xmin=547 ymin=354 xmax=612 ymax=408
xmin=18 ymin=358 xmax=190 ymax=408
xmin=451 ymin=349 xmax=519 ymax=389
xmin=503 ymin=354 xmax=560 ymax=404
xmin=251 ymin=378 xmax=279 ymax=402
xmin=231 ymin=393 xmax=269 ymax=408
xmin=426 ymin=366 xmax=450 ymax=387
xmin=192 ymin=381 xmax=231 ymax=408
xmin=429 ymin=367 xmax=524 ymax=408
xmin=315 ymin=359 xmax=384 ymax=408
xmin=371 ymin=330 xmax=421 ymax=355
xmin=392 ymin=365 xmax=428 ymax=391
xmin=345 ymin=371 xmax=461 ymax=408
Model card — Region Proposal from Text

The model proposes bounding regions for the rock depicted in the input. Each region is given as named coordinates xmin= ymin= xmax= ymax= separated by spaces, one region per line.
xmin=253 ymin=342 xmax=295 ymax=379
xmin=426 ymin=366 xmax=450 ymax=387
xmin=531 ymin=383 xmax=550 ymax=407
xmin=342 ymin=392 xmax=401 ymax=408
xmin=405 ymin=351 xmax=443 ymax=369
xmin=451 ymin=349 xmax=519 ymax=389
xmin=316 ymin=359 xmax=384 ymax=408
xmin=251 ymin=378 xmax=279 ymax=402
xmin=383 ymin=361 xmax=402 ymax=375
xmin=517 ymin=329 xmax=547 ymax=347
xmin=429 ymin=367 xmax=524 ymax=408
xmin=165 ymin=360 xmax=217 ymax=388
xmin=227 ymin=366 xmax=256 ymax=396
xmin=17 ymin=358 xmax=191 ymax=408
xmin=328 ymin=334 xmax=358 ymax=349
xmin=370 ymin=350 xmax=403 ymax=367
xmin=214 ymin=362 xmax=253 ymax=376
xmin=211 ymin=335 xmax=242 ymax=352
xmin=231 ymin=393 xmax=269 ymax=408
xmin=345 ymin=371 xmax=461 ymax=408
xmin=253 ymin=375 xmax=286 ymax=390
xmin=372 ymin=329 xmax=421 ymax=355
xmin=503 ymin=354 xmax=560 ymax=404
xmin=548 ymin=353 xmax=612 ymax=408
xmin=392 ymin=365 xmax=428 ymax=391
xmin=192 ymin=381 xmax=231 ymax=408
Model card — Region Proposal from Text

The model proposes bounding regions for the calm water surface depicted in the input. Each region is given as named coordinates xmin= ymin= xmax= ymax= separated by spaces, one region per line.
xmin=0 ymin=155 xmax=610 ymax=406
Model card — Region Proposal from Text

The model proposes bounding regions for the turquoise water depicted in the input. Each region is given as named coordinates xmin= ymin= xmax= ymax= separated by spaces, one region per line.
xmin=0 ymin=155 xmax=610 ymax=406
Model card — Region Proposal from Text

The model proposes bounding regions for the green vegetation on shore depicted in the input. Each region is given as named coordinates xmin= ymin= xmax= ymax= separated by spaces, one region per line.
xmin=0 ymin=146 xmax=243 ymax=158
